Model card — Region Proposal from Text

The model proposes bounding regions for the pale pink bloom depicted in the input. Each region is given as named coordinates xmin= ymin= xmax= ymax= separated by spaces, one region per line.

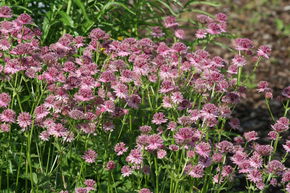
xmin=114 ymin=142 xmax=128 ymax=156
xmin=0 ymin=109 xmax=16 ymax=123
xmin=39 ymin=130 xmax=50 ymax=141
xmin=254 ymin=144 xmax=273 ymax=156
xmin=152 ymin=112 xmax=167 ymax=125
xmin=0 ymin=123 xmax=10 ymax=132
xmin=186 ymin=164 xmax=204 ymax=178
xmin=35 ymin=105 xmax=49 ymax=120
xmin=164 ymin=16 xmax=179 ymax=28
xmin=195 ymin=29 xmax=207 ymax=39
xmin=139 ymin=188 xmax=153 ymax=193
xmin=174 ymin=29 xmax=185 ymax=39
xmin=234 ymin=38 xmax=253 ymax=51
xmin=121 ymin=165 xmax=132 ymax=177
xmin=17 ymin=112 xmax=32 ymax=129
xmin=0 ymin=6 xmax=12 ymax=18
xmin=195 ymin=142 xmax=211 ymax=158
xmin=282 ymin=170 xmax=290 ymax=182
xmin=157 ymin=149 xmax=167 ymax=159
xmin=139 ymin=125 xmax=152 ymax=133
xmin=0 ymin=93 xmax=11 ymax=108
xmin=82 ymin=149 xmax=97 ymax=163
xmin=247 ymin=169 xmax=263 ymax=183
xmin=267 ymin=160 xmax=285 ymax=174
xmin=146 ymin=134 xmax=163 ymax=151
xmin=174 ymin=127 xmax=194 ymax=145
xmin=283 ymin=141 xmax=290 ymax=152
xmin=232 ymin=55 xmax=246 ymax=67
xmin=257 ymin=45 xmax=271 ymax=59
xmin=244 ymin=131 xmax=258 ymax=142
xmin=106 ymin=160 xmax=116 ymax=170
xmin=126 ymin=148 xmax=143 ymax=165
xmin=84 ymin=179 xmax=96 ymax=191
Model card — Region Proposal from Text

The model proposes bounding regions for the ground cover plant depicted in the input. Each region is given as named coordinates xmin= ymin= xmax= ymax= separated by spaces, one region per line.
xmin=0 ymin=3 xmax=289 ymax=193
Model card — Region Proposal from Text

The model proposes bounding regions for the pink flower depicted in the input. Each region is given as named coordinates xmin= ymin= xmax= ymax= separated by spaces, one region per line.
xmin=174 ymin=29 xmax=185 ymax=39
xmin=282 ymin=170 xmax=290 ymax=182
xmin=0 ymin=109 xmax=16 ymax=123
xmin=195 ymin=29 xmax=207 ymax=39
xmin=216 ymin=141 xmax=234 ymax=153
xmin=121 ymin=165 xmax=132 ymax=177
xmin=146 ymin=134 xmax=163 ymax=151
xmin=157 ymin=149 xmax=167 ymax=159
xmin=247 ymin=169 xmax=262 ymax=183
xmin=244 ymin=131 xmax=258 ymax=142
xmin=164 ymin=16 xmax=178 ymax=28
xmin=0 ymin=123 xmax=10 ymax=132
xmin=186 ymin=164 xmax=204 ymax=178
xmin=151 ymin=26 xmax=165 ymax=38
xmin=174 ymin=127 xmax=194 ymax=145
xmin=271 ymin=117 xmax=289 ymax=132
xmin=0 ymin=6 xmax=12 ymax=18
xmin=195 ymin=142 xmax=211 ymax=158
xmin=257 ymin=45 xmax=271 ymax=59
xmin=84 ymin=179 xmax=96 ymax=191
xmin=234 ymin=38 xmax=253 ymax=51
xmin=139 ymin=125 xmax=152 ymax=133
xmin=257 ymin=81 xmax=271 ymax=93
xmin=35 ymin=105 xmax=49 ymax=120
xmin=106 ymin=160 xmax=116 ymax=170
xmin=82 ymin=149 xmax=97 ymax=163
xmin=139 ymin=188 xmax=153 ymax=193
xmin=114 ymin=142 xmax=128 ymax=156
xmin=283 ymin=141 xmax=290 ymax=152
xmin=232 ymin=55 xmax=246 ymax=67
xmin=215 ymin=13 xmax=228 ymax=22
xmin=17 ymin=112 xmax=32 ymax=129
xmin=152 ymin=112 xmax=167 ymax=125
xmin=282 ymin=86 xmax=290 ymax=98
xmin=0 ymin=93 xmax=11 ymax=108
xmin=267 ymin=160 xmax=285 ymax=174
xmin=254 ymin=144 xmax=273 ymax=156
xmin=126 ymin=148 xmax=143 ymax=165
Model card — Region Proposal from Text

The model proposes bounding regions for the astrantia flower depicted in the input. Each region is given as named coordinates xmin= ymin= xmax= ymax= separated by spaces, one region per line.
xmin=74 ymin=88 xmax=94 ymax=102
xmin=152 ymin=112 xmax=167 ymax=125
xmin=0 ymin=109 xmax=16 ymax=123
xmin=82 ymin=149 xmax=97 ymax=163
xmin=139 ymin=188 xmax=153 ymax=193
xmin=247 ymin=169 xmax=262 ymax=183
xmin=282 ymin=86 xmax=290 ymax=98
xmin=39 ymin=130 xmax=50 ymax=141
xmin=17 ymin=13 xmax=33 ymax=24
xmin=174 ymin=127 xmax=194 ymax=145
xmin=35 ymin=105 xmax=49 ymax=120
xmin=126 ymin=148 xmax=143 ymax=165
xmin=267 ymin=160 xmax=285 ymax=174
xmin=84 ymin=179 xmax=96 ymax=191
xmin=146 ymin=134 xmax=163 ymax=151
xmin=114 ymin=142 xmax=128 ymax=156
xmin=139 ymin=125 xmax=152 ymax=133
xmin=254 ymin=144 xmax=273 ymax=156
xmin=106 ymin=160 xmax=116 ymax=170
xmin=232 ymin=55 xmax=246 ymax=67
xmin=195 ymin=142 xmax=211 ymax=158
xmin=164 ymin=16 xmax=178 ymax=28
xmin=257 ymin=81 xmax=271 ymax=93
xmin=0 ymin=123 xmax=10 ymax=132
xmin=282 ymin=170 xmax=290 ymax=182
xmin=271 ymin=117 xmax=289 ymax=132
xmin=215 ymin=13 xmax=228 ymax=22
xmin=195 ymin=29 xmax=207 ymax=39
xmin=186 ymin=164 xmax=204 ymax=178
xmin=0 ymin=93 xmax=11 ymax=108
xmin=0 ymin=6 xmax=12 ymax=18
xmin=175 ymin=29 xmax=185 ymax=39
xmin=121 ymin=165 xmax=132 ymax=177
xmin=234 ymin=38 xmax=253 ymax=51
xmin=257 ymin=45 xmax=271 ymax=59
xmin=216 ymin=140 xmax=234 ymax=153
xmin=244 ymin=131 xmax=258 ymax=142
xmin=157 ymin=149 xmax=167 ymax=159
xmin=17 ymin=112 xmax=32 ymax=129
xmin=75 ymin=188 xmax=87 ymax=193
xmin=283 ymin=141 xmax=290 ymax=152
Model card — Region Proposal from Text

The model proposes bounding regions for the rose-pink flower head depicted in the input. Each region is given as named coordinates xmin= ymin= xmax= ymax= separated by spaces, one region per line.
xmin=234 ymin=38 xmax=253 ymax=51
xmin=82 ymin=149 xmax=97 ymax=163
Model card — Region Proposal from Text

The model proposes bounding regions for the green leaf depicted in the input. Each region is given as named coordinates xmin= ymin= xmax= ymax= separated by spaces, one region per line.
xmin=59 ymin=11 xmax=74 ymax=27
xmin=184 ymin=1 xmax=221 ymax=8
xmin=32 ymin=173 xmax=38 ymax=184
xmin=73 ymin=0 xmax=91 ymax=21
